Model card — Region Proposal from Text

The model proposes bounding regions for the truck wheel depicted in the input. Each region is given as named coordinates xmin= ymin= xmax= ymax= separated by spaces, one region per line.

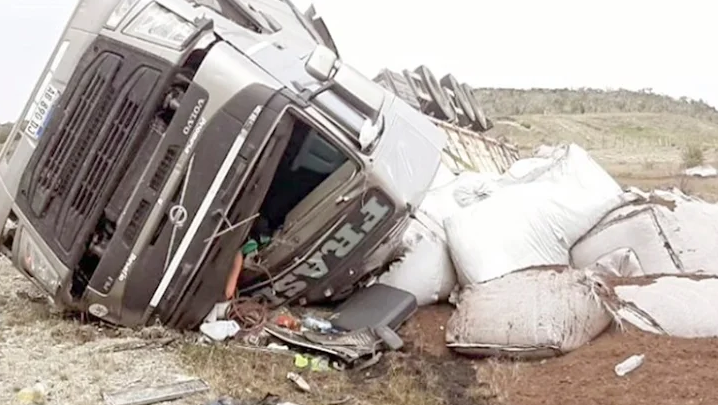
xmin=441 ymin=74 xmax=476 ymax=122
xmin=461 ymin=83 xmax=489 ymax=131
xmin=414 ymin=65 xmax=456 ymax=122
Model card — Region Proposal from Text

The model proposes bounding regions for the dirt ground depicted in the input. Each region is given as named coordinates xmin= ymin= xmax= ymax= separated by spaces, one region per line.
xmin=402 ymin=306 xmax=718 ymax=405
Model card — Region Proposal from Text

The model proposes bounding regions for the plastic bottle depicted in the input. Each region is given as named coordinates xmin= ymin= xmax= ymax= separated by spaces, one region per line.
xmin=614 ymin=354 xmax=645 ymax=376
xmin=302 ymin=315 xmax=333 ymax=333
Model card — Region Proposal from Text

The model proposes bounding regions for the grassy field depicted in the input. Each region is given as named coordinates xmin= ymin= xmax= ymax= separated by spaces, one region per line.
xmin=491 ymin=112 xmax=718 ymax=202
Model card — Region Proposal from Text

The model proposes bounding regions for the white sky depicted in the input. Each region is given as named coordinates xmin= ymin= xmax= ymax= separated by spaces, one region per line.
xmin=1 ymin=0 xmax=717 ymax=122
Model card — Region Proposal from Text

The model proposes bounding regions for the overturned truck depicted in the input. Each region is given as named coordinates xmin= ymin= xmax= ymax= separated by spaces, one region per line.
xmin=0 ymin=0 xmax=513 ymax=330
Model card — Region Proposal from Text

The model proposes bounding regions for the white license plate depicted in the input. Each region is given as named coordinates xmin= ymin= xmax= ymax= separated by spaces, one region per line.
xmin=25 ymin=84 xmax=60 ymax=139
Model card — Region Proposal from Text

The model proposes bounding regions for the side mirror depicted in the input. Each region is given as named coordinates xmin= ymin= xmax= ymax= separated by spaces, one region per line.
xmin=305 ymin=44 xmax=338 ymax=81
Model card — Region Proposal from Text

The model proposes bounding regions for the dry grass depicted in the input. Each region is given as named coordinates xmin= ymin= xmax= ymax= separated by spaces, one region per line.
xmin=491 ymin=113 xmax=718 ymax=155
xmin=0 ymin=260 xmax=213 ymax=405
xmin=178 ymin=342 xmax=492 ymax=405
xmin=473 ymin=360 xmax=522 ymax=405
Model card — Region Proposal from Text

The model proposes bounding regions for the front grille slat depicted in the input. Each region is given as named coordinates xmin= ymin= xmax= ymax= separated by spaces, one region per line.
xmin=56 ymin=67 xmax=160 ymax=251
xmin=29 ymin=55 xmax=120 ymax=216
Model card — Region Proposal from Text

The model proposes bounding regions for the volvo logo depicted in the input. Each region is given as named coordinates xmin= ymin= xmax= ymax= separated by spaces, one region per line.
xmin=182 ymin=98 xmax=206 ymax=136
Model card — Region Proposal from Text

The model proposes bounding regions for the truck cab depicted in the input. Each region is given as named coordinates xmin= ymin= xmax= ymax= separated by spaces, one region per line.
xmin=0 ymin=0 xmax=446 ymax=329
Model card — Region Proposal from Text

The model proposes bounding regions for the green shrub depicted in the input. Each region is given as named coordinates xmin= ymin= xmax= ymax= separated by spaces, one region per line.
xmin=682 ymin=144 xmax=704 ymax=168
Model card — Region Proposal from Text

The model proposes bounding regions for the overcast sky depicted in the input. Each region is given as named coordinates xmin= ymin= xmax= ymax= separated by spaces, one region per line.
xmin=1 ymin=0 xmax=717 ymax=122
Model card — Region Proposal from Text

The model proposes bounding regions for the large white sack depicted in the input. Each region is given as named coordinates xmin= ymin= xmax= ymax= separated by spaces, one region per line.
xmin=445 ymin=266 xmax=612 ymax=359
xmin=451 ymin=171 xmax=501 ymax=207
xmin=445 ymin=180 xmax=629 ymax=285
xmin=378 ymin=220 xmax=456 ymax=306
xmin=606 ymin=275 xmax=718 ymax=338
xmin=571 ymin=189 xmax=718 ymax=275
xmin=417 ymin=171 xmax=463 ymax=228
xmin=418 ymin=163 xmax=501 ymax=228
xmin=498 ymin=143 xmax=622 ymax=199
xmin=444 ymin=143 xmax=626 ymax=285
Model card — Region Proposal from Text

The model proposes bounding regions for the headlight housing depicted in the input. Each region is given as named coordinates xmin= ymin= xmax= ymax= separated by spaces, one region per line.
xmin=125 ymin=2 xmax=197 ymax=49
xmin=105 ymin=0 xmax=142 ymax=30
xmin=18 ymin=230 xmax=61 ymax=295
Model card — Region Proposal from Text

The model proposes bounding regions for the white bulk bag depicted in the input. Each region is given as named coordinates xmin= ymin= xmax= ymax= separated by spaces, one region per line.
xmin=571 ymin=189 xmax=718 ymax=275
xmin=445 ymin=266 xmax=612 ymax=359
xmin=444 ymin=143 xmax=626 ymax=286
xmin=445 ymin=180 xmax=627 ymax=285
xmin=379 ymin=220 xmax=456 ymax=306
xmin=451 ymin=171 xmax=500 ymax=207
xmin=608 ymin=275 xmax=718 ymax=338
xmin=499 ymin=143 xmax=622 ymax=198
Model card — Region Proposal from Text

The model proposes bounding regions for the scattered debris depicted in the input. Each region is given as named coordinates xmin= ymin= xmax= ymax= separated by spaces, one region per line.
xmin=204 ymin=301 xmax=232 ymax=323
xmin=615 ymin=354 xmax=645 ymax=376
xmin=275 ymin=314 xmax=301 ymax=331
xmin=204 ymin=393 xmax=298 ymax=405
xmin=294 ymin=354 xmax=310 ymax=369
xmin=301 ymin=315 xmax=333 ymax=333
xmin=286 ymin=372 xmax=311 ymax=393
xmin=331 ymin=283 xmax=418 ymax=331
xmin=102 ymin=379 xmax=209 ymax=405
xmin=96 ymin=337 xmax=177 ymax=353
xmin=374 ymin=325 xmax=404 ymax=351
xmin=293 ymin=353 xmax=333 ymax=372
xmin=266 ymin=343 xmax=289 ymax=351
xmin=200 ymin=320 xmax=241 ymax=342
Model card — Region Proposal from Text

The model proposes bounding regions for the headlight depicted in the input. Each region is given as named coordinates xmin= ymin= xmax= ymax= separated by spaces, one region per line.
xmin=125 ymin=2 xmax=197 ymax=49
xmin=18 ymin=231 xmax=61 ymax=295
xmin=105 ymin=0 xmax=142 ymax=30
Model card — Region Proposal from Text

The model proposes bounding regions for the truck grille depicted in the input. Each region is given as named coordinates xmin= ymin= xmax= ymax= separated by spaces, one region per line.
xmin=17 ymin=37 xmax=169 ymax=267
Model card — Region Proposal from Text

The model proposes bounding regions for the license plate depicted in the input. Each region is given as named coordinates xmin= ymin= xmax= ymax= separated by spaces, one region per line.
xmin=25 ymin=84 xmax=60 ymax=139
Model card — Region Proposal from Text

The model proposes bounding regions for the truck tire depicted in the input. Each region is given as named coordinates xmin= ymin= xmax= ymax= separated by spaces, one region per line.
xmin=441 ymin=74 xmax=476 ymax=122
xmin=414 ymin=65 xmax=456 ymax=122
xmin=461 ymin=83 xmax=489 ymax=131
xmin=374 ymin=69 xmax=421 ymax=110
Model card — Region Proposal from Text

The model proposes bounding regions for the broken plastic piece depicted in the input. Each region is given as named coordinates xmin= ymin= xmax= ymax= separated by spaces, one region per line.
xmin=286 ymin=372 xmax=311 ymax=392
xmin=310 ymin=356 xmax=331 ymax=372
xmin=200 ymin=320 xmax=241 ymax=341
xmin=275 ymin=314 xmax=301 ymax=330
xmin=294 ymin=353 xmax=310 ymax=368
